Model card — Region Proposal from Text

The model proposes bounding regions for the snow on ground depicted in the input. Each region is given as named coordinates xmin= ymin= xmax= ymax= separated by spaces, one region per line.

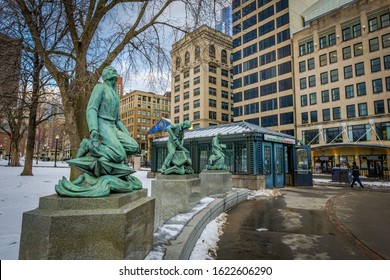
xmin=2 ymin=159 xmax=388 ymax=260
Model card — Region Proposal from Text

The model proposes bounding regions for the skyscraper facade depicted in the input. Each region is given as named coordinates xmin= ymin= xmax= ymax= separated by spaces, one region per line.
xmin=231 ymin=0 xmax=318 ymax=136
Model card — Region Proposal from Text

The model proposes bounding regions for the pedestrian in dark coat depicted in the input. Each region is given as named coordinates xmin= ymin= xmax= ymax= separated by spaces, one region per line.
xmin=350 ymin=162 xmax=364 ymax=189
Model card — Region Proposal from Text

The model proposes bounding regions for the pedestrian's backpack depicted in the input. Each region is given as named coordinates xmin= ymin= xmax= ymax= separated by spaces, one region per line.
xmin=352 ymin=166 xmax=359 ymax=176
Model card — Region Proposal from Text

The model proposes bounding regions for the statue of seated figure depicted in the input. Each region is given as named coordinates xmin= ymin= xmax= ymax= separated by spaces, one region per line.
xmin=55 ymin=66 xmax=142 ymax=197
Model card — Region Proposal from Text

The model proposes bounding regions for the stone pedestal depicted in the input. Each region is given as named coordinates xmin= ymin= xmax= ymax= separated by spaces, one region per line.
xmin=19 ymin=189 xmax=154 ymax=260
xmin=151 ymin=174 xmax=201 ymax=229
xmin=199 ymin=170 xmax=232 ymax=196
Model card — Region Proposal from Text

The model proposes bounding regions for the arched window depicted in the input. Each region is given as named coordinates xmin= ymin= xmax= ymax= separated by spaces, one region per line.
xmin=195 ymin=46 xmax=200 ymax=60
xmin=209 ymin=45 xmax=216 ymax=58
xmin=185 ymin=51 xmax=190 ymax=64
xmin=221 ymin=50 xmax=227 ymax=64
xmin=176 ymin=57 xmax=181 ymax=70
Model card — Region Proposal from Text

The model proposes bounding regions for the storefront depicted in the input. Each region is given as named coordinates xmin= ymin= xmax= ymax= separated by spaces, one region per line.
xmin=151 ymin=122 xmax=313 ymax=188
xmin=311 ymin=143 xmax=390 ymax=179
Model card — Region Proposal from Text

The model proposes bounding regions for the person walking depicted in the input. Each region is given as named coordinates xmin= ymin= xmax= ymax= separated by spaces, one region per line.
xmin=350 ymin=161 xmax=364 ymax=189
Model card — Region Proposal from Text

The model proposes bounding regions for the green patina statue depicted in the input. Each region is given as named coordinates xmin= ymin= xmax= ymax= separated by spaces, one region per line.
xmin=55 ymin=66 xmax=142 ymax=197
xmin=207 ymin=133 xmax=227 ymax=170
xmin=159 ymin=120 xmax=194 ymax=175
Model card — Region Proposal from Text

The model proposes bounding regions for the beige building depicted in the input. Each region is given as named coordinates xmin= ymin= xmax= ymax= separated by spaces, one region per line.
xmin=170 ymin=25 xmax=233 ymax=129
xmin=231 ymin=0 xmax=318 ymax=136
xmin=120 ymin=90 xmax=170 ymax=158
xmin=293 ymin=0 xmax=390 ymax=177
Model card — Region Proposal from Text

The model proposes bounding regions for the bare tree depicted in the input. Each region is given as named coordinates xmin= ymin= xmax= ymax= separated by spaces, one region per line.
xmin=2 ymin=0 xmax=227 ymax=177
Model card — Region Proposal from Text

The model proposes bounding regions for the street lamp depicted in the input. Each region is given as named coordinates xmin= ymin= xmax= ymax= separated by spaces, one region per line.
xmin=54 ymin=135 xmax=59 ymax=167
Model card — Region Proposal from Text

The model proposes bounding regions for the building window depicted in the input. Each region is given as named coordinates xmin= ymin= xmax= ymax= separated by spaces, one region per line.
xmin=301 ymin=112 xmax=308 ymax=124
xmin=184 ymin=70 xmax=190 ymax=79
xmin=348 ymin=124 xmax=370 ymax=142
xmin=372 ymin=79 xmax=383 ymax=93
xmin=319 ymin=36 xmax=327 ymax=49
xmin=194 ymin=66 xmax=200 ymax=74
xmin=194 ymin=99 xmax=200 ymax=108
xmin=261 ymin=98 xmax=278 ymax=112
xmin=193 ymin=111 xmax=200 ymax=120
xmin=221 ymin=113 xmax=229 ymax=122
xmin=329 ymin=51 xmax=337 ymax=64
xmin=183 ymin=81 xmax=189 ymax=89
xmin=221 ymin=69 xmax=229 ymax=77
xmin=308 ymin=75 xmax=316 ymax=87
xmin=243 ymin=29 xmax=258 ymax=44
xmin=371 ymin=58 xmax=381 ymax=72
xmin=277 ymin=44 xmax=291 ymax=59
xmin=374 ymin=100 xmax=385 ymax=114
xmin=278 ymin=61 xmax=292 ymax=75
xmin=299 ymin=61 xmax=306 ymax=73
xmin=358 ymin=103 xmax=368 ymax=116
xmin=345 ymin=85 xmax=354 ymax=98
xmin=320 ymin=54 xmax=327 ymax=67
xmin=309 ymin=92 xmax=317 ymax=105
xmin=355 ymin=62 xmax=365 ymax=76
xmin=221 ymin=79 xmax=229 ymax=88
xmin=261 ymin=114 xmax=278 ymax=127
xmin=260 ymin=50 xmax=276 ymax=66
xmin=375 ymin=122 xmax=390 ymax=140
xmin=384 ymin=55 xmax=390 ymax=69
xmin=174 ymin=95 xmax=180 ymax=103
xmin=280 ymin=112 xmax=294 ymax=125
xmin=209 ymin=99 xmax=217 ymax=108
xmin=260 ymin=82 xmax=277 ymax=96
xmin=185 ymin=51 xmax=190 ymax=64
xmin=194 ymin=87 xmax=200 ymax=96
xmin=321 ymin=90 xmax=329 ymax=103
xmin=277 ymin=28 xmax=290 ymax=43
xmin=301 ymin=95 xmax=307 ymax=106
xmin=243 ymin=43 xmax=257 ymax=57
xmin=279 ymin=78 xmax=292 ymax=92
xmin=300 ymin=78 xmax=307 ymax=89
xmin=344 ymin=65 xmax=353 ymax=79
xmin=320 ymin=72 xmax=328 ymax=84
xmin=174 ymin=75 xmax=180 ymax=82
xmin=209 ymin=45 xmax=215 ymax=58
xmin=222 ymin=90 xmax=229 ymax=99
xmin=174 ymin=85 xmax=180 ymax=92
xmin=329 ymin=33 xmax=336 ymax=46
xmin=302 ymin=129 xmax=319 ymax=144
xmin=209 ymin=111 xmax=217 ymax=120
xmin=354 ymin=42 xmax=363 ymax=56
xmin=333 ymin=107 xmax=341 ymax=120
xmin=193 ymin=76 xmax=200 ymax=85
xmin=209 ymin=76 xmax=217 ymax=84
xmin=387 ymin=77 xmax=390 ymax=91
xmin=259 ymin=20 xmax=275 ymax=36
xmin=174 ymin=116 xmax=179 ymax=124
xmin=221 ymin=50 xmax=228 ymax=64
xmin=369 ymin=37 xmax=380 ymax=52
xmin=209 ymin=87 xmax=217 ymax=96
xmin=176 ymin=57 xmax=180 ymax=70
xmin=259 ymin=66 xmax=276 ymax=81
xmin=357 ymin=82 xmax=366 ymax=96
xmin=259 ymin=35 xmax=275 ymax=51
xmin=382 ymin=33 xmax=390 ymax=48
xmin=279 ymin=95 xmax=293 ymax=108
xmin=276 ymin=12 xmax=289 ymax=28
xmin=308 ymin=58 xmax=315 ymax=70
xmin=343 ymin=46 xmax=351 ymax=60
xmin=325 ymin=127 xmax=343 ymax=143
xmin=244 ymin=72 xmax=259 ymax=85
xmin=310 ymin=111 xmax=318 ymax=122
xmin=368 ymin=11 xmax=390 ymax=32
xmin=244 ymin=102 xmax=259 ymax=115
xmin=221 ymin=102 xmax=229 ymax=110
xmin=323 ymin=108 xmax=330 ymax=121
xmin=209 ymin=64 xmax=217 ymax=73
xmin=174 ymin=105 xmax=180 ymax=114
xmin=330 ymin=69 xmax=339 ymax=82
xmin=183 ymin=102 xmax=189 ymax=111
xmin=243 ymin=57 xmax=258 ymax=71
xmin=346 ymin=104 xmax=356 ymax=118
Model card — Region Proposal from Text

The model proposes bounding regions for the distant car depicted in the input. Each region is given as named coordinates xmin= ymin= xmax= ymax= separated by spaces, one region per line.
xmin=41 ymin=156 xmax=51 ymax=161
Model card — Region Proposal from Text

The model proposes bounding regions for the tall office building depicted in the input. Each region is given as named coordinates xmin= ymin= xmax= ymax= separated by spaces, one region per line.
xmin=216 ymin=6 xmax=233 ymax=36
xmin=293 ymin=0 xmax=390 ymax=176
xmin=171 ymin=25 xmax=233 ymax=129
xmin=120 ymin=90 xmax=171 ymax=154
xmin=231 ymin=0 xmax=318 ymax=136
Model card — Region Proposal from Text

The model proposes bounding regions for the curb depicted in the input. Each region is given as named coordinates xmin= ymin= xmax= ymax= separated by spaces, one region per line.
xmin=163 ymin=188 xmax=250 ymax=260
xmin=325 ymin=194 xmax=385 ymax=260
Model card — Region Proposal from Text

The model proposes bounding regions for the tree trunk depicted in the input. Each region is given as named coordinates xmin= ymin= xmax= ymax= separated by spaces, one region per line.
xmin=9 ymin=139 xmax=20 ymax=166
xmin=21 ymin=52 xmax=41 ymax=176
